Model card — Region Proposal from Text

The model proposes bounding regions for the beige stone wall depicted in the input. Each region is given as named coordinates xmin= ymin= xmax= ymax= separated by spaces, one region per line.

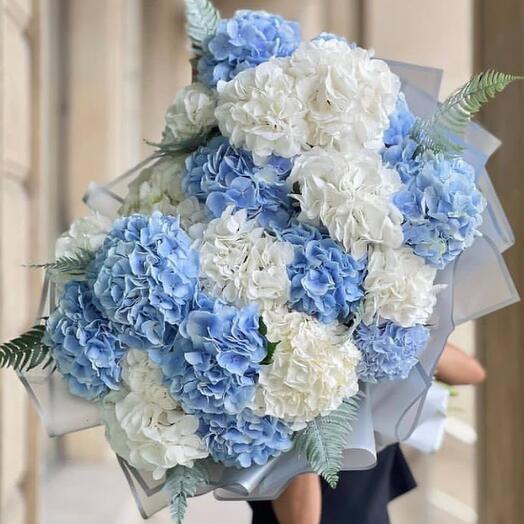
xmin=0 ymin=0 xmax=41 ymax=523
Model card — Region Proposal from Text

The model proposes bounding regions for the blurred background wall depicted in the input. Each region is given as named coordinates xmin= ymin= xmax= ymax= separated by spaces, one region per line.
xmin=0 ymin=1 xmax=521 ymax=524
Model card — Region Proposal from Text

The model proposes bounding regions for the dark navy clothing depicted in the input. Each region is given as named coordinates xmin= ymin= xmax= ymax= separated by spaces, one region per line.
xmin=249 ymin=444 xmax=416 ymax=524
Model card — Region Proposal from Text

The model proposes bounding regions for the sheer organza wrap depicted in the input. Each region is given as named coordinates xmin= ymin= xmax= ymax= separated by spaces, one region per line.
xmin=19 ymin=61 xmax=519 ymax=517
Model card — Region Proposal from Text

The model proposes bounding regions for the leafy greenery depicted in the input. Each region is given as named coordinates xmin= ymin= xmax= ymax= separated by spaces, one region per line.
xmin=145 ymin=132 xmax=209 ymax=155
xmin=294 ymin=394 xmax=362 ymax=488
xmin=28 ymin=248 xmax=94 ymax=280
xmin=0 ymin=324 xmax=52 ymax=372
xmin=259 ymin=318 xmax=279 ymax=365
xmin=165 ymin=463 xmax=208 ymax=524
xmin=413 ymin=70 xmax=523 ymax=155
xmin=184 ymin=0 xmax=220 ymax=56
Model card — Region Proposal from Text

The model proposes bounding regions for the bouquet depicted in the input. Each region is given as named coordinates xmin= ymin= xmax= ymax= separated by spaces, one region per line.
xmin=2 ymin=1 xmax=520 ymax=522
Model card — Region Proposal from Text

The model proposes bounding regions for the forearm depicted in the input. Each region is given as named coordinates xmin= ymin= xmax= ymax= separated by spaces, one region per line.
xmin=272 ymin=473 xmax=321 ymax=524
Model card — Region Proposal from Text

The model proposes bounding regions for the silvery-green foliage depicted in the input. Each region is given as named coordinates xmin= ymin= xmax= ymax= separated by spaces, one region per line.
xmin=165 ymin=462 xmax=208 ymax=524
xmin=28 ymin=248 xmax=94 ymax=281
xmin=294 ymin=394 xmax=361 ymax=488
xmin=413 ymin=70 xmax=523 ymax=155
xmin=184 ymin=0 xmax=220 ymax=56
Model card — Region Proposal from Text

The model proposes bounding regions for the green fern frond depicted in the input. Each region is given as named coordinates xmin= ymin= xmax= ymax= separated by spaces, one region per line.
xmin=0 ymin=325 xmax=52 ymax=372
xmin=184 ymin=0 xmax=220 ymax=56
xmin=413 ymin=70 xmax=523 ymax=155
xmin=27 ymin=248 xmax=94 ymax=279
xmin=164 ymin=463 xmax=208 ymax=524
xmin=145 ymin=131 xmax=208 ymax=155
xmin=294 ymin=394 xmax=362 ymax=488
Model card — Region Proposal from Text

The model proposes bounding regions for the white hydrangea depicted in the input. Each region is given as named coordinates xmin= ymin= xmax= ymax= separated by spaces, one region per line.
xmin=214 ymin=40 xmax=400 ymax=163
xmin=287 ymin=39 xmax=400 ymax=152
xmin=165 ymin=82 xmax=217 ymax=141
xmin=199 ymin=208 xmax=294 ymax=308
xmin=99 ymin=350 xmax=208 ymax=480
xmin=55 ymin=213 xmax=112 ymax=259
xmin=120 ymin=156 xmax=186 ymax=216
xmin=215 ymin=60 xmax=309 ymax=165
xmin=362 ymin=246 xmax=443 ymax=327
xmin=252 ymin=306 xmax=361 ymax=426
xmin=289 ymin=147 xmax=403 ymax=259
xmin=119 ymin=157 xmax=208 ymax=239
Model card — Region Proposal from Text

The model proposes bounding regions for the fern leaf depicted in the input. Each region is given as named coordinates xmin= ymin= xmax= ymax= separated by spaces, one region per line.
xmin=27 ymin=248 xmax=94 ymax=279
xmin=145 ymin=131 xmax=208 ymax=155
xmin=413 ymin=70 xmax=523 ymax=155
xmin=294 ymin=394 xmax=361 ymax=488
xmin=164 ymin=463 xmax=208 ymax=524
xmin=184 ymin=0 xmax=220 ymax=56
xmin=0 ymin=325 xmax=52 ymax=372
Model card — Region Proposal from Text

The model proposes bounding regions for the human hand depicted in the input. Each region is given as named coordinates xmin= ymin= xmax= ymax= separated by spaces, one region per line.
xmin=435 ymin=343 xmax=486 ymax=385
xmin=271 ymin=473 xmax=321 ymax=524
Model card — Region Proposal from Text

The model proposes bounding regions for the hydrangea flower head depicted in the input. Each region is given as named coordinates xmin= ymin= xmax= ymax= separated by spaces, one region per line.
xmin=91 ymin=212 xmax=199 ymax=350
xmin=254 ymin=306 xmax=361 ymax=425
xmin=279 ymin=222 xmax=366 ymax=323
xmin=199 ymin=208 xmax=293 ymax=308
xmin=198 ymin=408 xmax=293 ymax=468
xmin=394 ymin=152 xmax=486 ymax=268
xmin=100 ymin=350 xmax=208 ymax=480
xmin=355 ymin=321 xmax=429 ymax=382
xmin=184 ymin=135 xmax=294 ymax=229
xmin=382 ymin=93 xmax=420 ymax=183
xmin=198 ymin=10 xmax=301 ymax=87
xmin=156 ymin=294 xmax=266 ymax=415
xmin=45 ymin=281 xmax=123 ymax=400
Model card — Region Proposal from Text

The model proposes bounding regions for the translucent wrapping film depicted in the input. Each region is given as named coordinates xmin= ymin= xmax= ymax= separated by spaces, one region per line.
xmin=19 ymin=60 xmax=519 ymax=517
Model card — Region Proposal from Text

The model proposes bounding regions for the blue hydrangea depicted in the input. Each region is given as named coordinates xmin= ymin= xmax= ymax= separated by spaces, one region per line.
xmin=198 ymin=409 xmax=293 ymax=468
xmin=394 ymin=152 xmax=486 ymax=268
xmin=279 ymin=222 xmax=366 ymax=324
xmin=354 ymin=321 xmax=429 ymax=383
xmin=184 ymin=135 xmax=294 ymax=229
xmin=44 ymin=281 xmax=123 ymax=400
xmin=382 ymin=93 xmax=420 ymax=183
xmin=154 ymin=294 xmax=267 ymax=415
xmin=198 ymin=10 xmax=301 ymax=87
xmin=91 ymin=213 xmax=199 ymax=350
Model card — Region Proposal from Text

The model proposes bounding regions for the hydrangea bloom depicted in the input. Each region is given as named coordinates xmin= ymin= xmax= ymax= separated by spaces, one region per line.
xmin=286 ymin=39 xmax=400 ymax=153
xmin=100 ymin=350 xmax=208 ymax=480
xmin=216 ymin=60 xmax=308 ymax=164
xmin=253 ymin=307 xmax=361 ymax=425
xmin=278 ymin=222 xmax=366 ymax=323
xmin=382 ymin=93 xmax=419 ymax=183
xmin=92 ymin=213 xmax=199 ymax=350
xmin=288 ymin=147 xmax=403 ymax=259
xmin=163 ymin=83 xmax=217 ymax=142
xmin=198 ymin=409 xmax=293 ymax=468
xmin=55 ymin=213 xmax=112 ymax=259
xmin=355 ymin=321 xmax=429 ymax=382
xmin=119 ymin=156 xmax=210 ymax=240
xmin=120 ymin=157 xmax=186 ymax=216
xmin=362 ymin=246 xmax=442 ymax=327
xmin=45 ymin=281 xmax=123 ymax=401
xmin=156 ymin=294 xmax=266 ymax=415
xmin=394 ymin=152 xmax=486 ymax=268
xmin=198 ymin=10 xmax=301 ymax=87
xmin=199 ymin=208 xmax=294 ymax=308
xmin=184 ymin=136 xmax=294 ymax=229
